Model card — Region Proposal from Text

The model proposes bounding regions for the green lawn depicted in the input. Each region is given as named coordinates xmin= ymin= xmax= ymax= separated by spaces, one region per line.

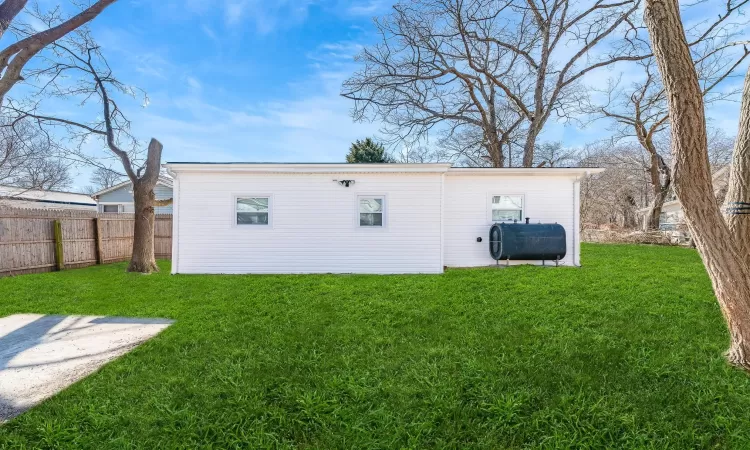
xmin=0 ymin=244 xmax=748 ymax=448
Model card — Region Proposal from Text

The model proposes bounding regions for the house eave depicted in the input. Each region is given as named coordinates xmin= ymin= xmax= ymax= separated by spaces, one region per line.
xmin=446 ymin=167 xmax=605 ymax=177
xmin=163 ymin=163 xmax=454 ymax=174
xmin=163 ymin=163 xmax=605 ymax=177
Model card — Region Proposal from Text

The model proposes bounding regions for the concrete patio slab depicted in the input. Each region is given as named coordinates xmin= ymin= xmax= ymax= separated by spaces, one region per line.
xmin=0 ymin=314 xmax=173 ymax=423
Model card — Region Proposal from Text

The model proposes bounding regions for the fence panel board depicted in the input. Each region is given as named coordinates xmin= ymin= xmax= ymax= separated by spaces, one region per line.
xmin=0 ymin=207 xmax=172 ymax=277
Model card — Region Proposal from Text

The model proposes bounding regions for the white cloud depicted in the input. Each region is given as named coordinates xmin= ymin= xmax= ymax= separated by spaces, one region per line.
xmin=345 ymin=0 xmax=390 ymax=16
xmin=224 ymin=0 xmax=246 ymax=25
xmin=201 ymin=24 xmax=218 ymax=41
xmin=186 ymin=76 xmax=202 ymax=92
xmin=127 ymin=52 xmax=380 ymax=164
xmin=221 ymin=0 xmax=316 ymax=34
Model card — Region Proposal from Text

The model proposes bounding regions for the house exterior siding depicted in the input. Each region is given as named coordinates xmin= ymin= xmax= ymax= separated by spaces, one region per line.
xmin=172 ymin=171 xmax=444 ymax=274
xmin=97 ymin=183 xmax=174 ymax=214
xmin=443 ymin=173 xmax=579 ymax=267
xmin=166 ymin=164 xmax=597 ymax=275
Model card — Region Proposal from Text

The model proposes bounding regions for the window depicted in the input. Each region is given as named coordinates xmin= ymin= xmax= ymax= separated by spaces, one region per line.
xmin=359 ymin=196 xmax=384 ymax=227
xmin=102 ymin=204 xmax=120 ymax=213
xmin=236 ymin=197 xmax=270 ymax=225
xmin=491 ymin=195 xmax=524 ymax=222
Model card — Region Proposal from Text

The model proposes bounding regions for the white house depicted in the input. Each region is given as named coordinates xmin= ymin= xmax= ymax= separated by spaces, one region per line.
xmin=92 ymin=176 xmax=173 ymax=214
xmin=164 ymin=163 xmax=602 ymax=274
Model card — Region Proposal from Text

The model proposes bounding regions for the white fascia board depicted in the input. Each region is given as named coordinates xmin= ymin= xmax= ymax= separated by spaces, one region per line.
xmin=163 ymin=163 xmax=453 ymax=174
xmin=446 ymin=167 xmax=605 ymax=177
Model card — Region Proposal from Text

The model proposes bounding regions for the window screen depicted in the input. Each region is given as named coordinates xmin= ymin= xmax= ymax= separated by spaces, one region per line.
xmin=236 ymin=197 xmax=270 ymax=225
xmin=492 ymin=195 xmax=523 ymax=222
xmin=359 ymin=197 xmax=384 ymax=227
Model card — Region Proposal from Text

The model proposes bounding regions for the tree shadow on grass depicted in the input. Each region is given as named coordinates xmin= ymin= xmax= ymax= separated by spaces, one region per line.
xmin=0 ymin=315 xmax=66 ymax=371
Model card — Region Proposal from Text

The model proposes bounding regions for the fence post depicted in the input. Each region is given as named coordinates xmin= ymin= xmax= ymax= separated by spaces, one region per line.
xmin=53 ymin=219 xmax=64 ymax=271
xmin=94 ymin=217 xmax=104 ymax=264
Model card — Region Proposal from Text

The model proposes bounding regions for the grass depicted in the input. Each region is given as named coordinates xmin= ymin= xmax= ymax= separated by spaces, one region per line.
xmin=0 ymin=244 xmax=748 ymax=448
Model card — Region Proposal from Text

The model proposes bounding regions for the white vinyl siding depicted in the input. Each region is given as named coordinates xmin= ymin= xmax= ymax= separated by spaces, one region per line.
xmin=443 ymin=174 xmax=577 ymax=267
xmin=173 ymin=172 xmax=443 ymax=274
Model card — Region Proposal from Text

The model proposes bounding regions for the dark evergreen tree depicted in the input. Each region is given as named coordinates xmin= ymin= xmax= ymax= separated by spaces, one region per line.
xmin=346 ymin=138 xmax=392 ymax=163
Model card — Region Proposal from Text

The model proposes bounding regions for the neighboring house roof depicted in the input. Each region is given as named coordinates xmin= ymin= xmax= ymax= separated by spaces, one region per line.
xmin=0 ymin=185 xmax=97 ymax=209
xmin=91 ymin=176 xmax=173 ymax=199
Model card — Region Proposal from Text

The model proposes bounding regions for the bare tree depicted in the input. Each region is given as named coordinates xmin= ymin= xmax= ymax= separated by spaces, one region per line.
xmin=505 ymin=0 xmax=645 ymax=165
xmin=645 ymin=0 xmax=750 ymax=369
xmin=342 ymin=0 xmax=530 ymax=167
xmin=4 ymin=30 xmax=169 ymax=273
xmin=588 ymin=2 xmax=749 ymax=230
xmin=0 ymin=0 xmax=117 ymax=105
xmin=344 ymin=0 xmax=649 ymax=167
xmin=88 ymin=166 xmax=124 ymax=191
xmin=390 ymin=144 xmax=449 ymax=163
xmin=533 ymin=141 xmax=578 ymax=167
xmin=0 ymin=118 xmax=71 ymax=190
xmin=577 ymin=142 xmax=651 ymax=228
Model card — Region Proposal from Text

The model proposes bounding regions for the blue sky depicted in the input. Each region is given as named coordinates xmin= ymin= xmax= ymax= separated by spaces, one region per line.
xmin=16 ymin=1 xmax=749 ymax=189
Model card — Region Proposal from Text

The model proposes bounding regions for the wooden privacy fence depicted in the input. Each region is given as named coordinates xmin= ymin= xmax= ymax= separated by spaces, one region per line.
xmin=0 ymin=206 xmax=172 ymax=277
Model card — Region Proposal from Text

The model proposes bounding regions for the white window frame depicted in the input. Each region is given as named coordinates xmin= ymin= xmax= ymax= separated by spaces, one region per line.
xmin=357 ymin=194 xmax=387 ymax=228
xmin=234 ymin=195 xmax=273 ymax=227
xmin=489 ymin=194 xmax=525 ymax=223
xmin=99 ymin=203 xmax=124 ymax=213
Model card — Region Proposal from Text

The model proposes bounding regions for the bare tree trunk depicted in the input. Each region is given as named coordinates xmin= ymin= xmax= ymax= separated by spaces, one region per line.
xmin=486 ymin=128 xmax=504 ymax=167
xmin=642 ymin=186 xmax=670 ymax=230
xmin=645 ymin=0 xmax=750 ymax=369
xmin=724 ymin=65 xmax=750 ymax=264
xmin=0 ymin=0 xmax=27 ymax=39
xmin=126 ymin=138 xmax=164 ymax=274
xmin=621 ymin=194 xmax=638 ymax=229
xmin=642 ymin=154 xmax=672 ymax=231
xmin=129 ymin=180 xmax=158 ymax=273
xmin=523 ymin=120 xmax=542 ymax=167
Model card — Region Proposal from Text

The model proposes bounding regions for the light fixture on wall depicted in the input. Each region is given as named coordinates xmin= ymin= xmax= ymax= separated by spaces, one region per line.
xmin=335 ymin=179 xmax=355 ymax=187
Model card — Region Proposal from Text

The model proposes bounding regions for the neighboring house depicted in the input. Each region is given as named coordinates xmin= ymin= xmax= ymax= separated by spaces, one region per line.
xmin=92 ymin=177 xmax=173 ymax=214
xmin=640 ymin=166 xmax=729 ymax=231
xmin=0 ymin=185 xmax=96 ymax=211
xmin=164 ymin=162 xmax=601 ymax=274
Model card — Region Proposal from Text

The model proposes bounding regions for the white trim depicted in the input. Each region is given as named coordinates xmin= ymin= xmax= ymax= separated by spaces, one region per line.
xmin=448 ymin=168 xmax=604 ymax=177
xmin=488 ymin=194 xmax=525 ymax=223
xmin=165 ymin=163 xmax=451 ymax=174
xmin=171 ymin=175 xmax=180 ymax=274
xmin=356 ymin=194 xmax=387 ymax=229
xmin=233 ymin=194 xmax=273 ymax=227
xmin=163 ymin=163 xmax=603 ymax=178
xmin=98 ymin=202 xmax=128 ymax=213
